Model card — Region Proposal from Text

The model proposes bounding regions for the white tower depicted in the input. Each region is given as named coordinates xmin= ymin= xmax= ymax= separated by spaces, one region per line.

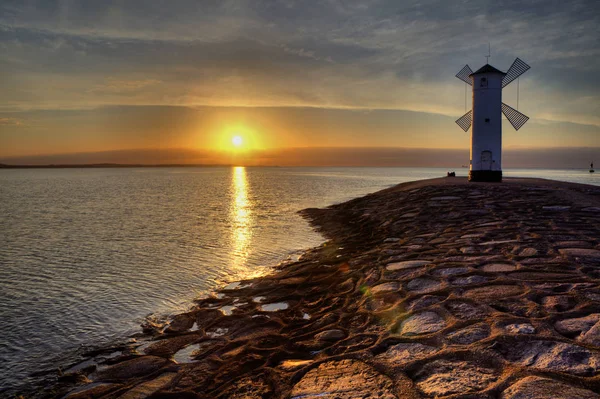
xmin=455 ymin=58 xmax=531 ymax=182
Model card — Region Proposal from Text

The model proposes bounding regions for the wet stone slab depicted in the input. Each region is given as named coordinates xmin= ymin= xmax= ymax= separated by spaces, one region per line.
xmin=375 ymin=342 xmax=437 ymax=367
xmin=407 ymin=295 xmax=446 ymax=312
xmin=463 ymin=285 xmax=524 ymax=300
xmin=498 ymin=340 xmax=600 ymax=375
xmin=432 ymin=266 xmax=470 ymax=276
xmin=386 ymin=260 xmax=431 ymax=271
xmin=559 ymin=248 xmax=600 ymax=258
xmin=290 ymin=359 xmax=396 ymax=399
xmin=505 ymin=323 xmax=536 ymax=334
xmin=481 ymin=263 xmax=517 ymax=272
xmin=119 ymin=372 xmax=177 ymax=399
xmin=452 ymin=275 xmax=491 ymax=286
xmin=94 ymin=356 xmax=172 ymax=381
xmin=414 ymin=359 xmax=498 ymax=397
xmin=370 ymin=282 xmax=400 ymax=294
xmin=445 ymin=301 xmax=488 ymax=320
xmin=501 ymin=376 xmax=600 ymax=399
xmin=399 ymin=311 xmax=446 ymax=336
xmin=447 ymin=323 xmax=490 ymax=345
xmin=405 ymin=278 xmax=442 ymax=294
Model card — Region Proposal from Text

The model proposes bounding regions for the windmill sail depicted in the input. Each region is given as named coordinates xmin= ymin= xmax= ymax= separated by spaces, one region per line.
xmin=502 ymin=57 xmax=530 ymax=88
xmin=502 ymin=102 xmax=529 ymax=130
xmin=456 ymin=65 xmax=473 ymax=85
xmin=455 ymin=110 xmax=472 ymax=131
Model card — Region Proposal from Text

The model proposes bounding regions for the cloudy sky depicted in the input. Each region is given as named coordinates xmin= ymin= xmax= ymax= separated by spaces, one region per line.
xmin=0 ymin=0 xmax=598 ymax=165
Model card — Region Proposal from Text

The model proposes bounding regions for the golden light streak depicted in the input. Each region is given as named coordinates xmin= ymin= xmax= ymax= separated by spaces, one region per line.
xmin=230 ymin=166 xmax=252 ymax=272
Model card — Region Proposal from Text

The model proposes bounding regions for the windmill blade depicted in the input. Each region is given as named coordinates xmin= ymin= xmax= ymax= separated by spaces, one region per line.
xmin=456 ymin=65 xmax=473 ymax=85
xmin=502 ymin=57 xmax=530 ymax=88
xmin=502 ymin=102 xmax=529 ymax=130
xmin=455 ymin=110 xmax=472 ymax=131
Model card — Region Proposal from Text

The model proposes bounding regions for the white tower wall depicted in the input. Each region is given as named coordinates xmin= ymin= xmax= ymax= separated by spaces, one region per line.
xmin=470 ymin=71 xmax=504 ymax=181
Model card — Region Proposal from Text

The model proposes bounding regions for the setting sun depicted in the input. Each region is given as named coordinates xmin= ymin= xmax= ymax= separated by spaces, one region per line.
xmin=232 ymin=135 xmax=243 ymax=147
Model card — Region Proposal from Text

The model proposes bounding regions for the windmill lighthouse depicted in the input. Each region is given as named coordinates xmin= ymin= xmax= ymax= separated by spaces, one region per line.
xmin=455 ymin=56 xmax=531 ymax=182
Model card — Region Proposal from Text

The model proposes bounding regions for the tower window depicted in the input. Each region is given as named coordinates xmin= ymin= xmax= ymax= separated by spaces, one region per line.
xmin=480 ymin=77 xmax=488 ymax=87
xmin=485 ymin=118 xmax=490 ymax=123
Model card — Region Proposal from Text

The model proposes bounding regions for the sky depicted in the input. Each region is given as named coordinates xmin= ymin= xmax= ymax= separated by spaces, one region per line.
xmin=0 ymin=0 xmax=598 ymax=166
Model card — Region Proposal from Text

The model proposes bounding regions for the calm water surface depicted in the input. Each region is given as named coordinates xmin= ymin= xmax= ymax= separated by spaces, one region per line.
xmin=0 ymin=167 xmax=598 ymax=393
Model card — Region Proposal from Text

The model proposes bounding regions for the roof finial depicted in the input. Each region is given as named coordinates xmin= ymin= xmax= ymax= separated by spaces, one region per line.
xmin=485 ymin=43 xmax=491 ymax=64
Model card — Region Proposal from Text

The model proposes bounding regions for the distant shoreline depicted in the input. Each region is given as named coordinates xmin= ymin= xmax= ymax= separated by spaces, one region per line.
xmin=0 ymin=163 xmax=235 ymax=169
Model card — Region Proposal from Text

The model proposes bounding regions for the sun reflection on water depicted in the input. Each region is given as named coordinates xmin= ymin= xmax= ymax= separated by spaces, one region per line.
xmin=230 ymin=166 xmax=252 ymax=272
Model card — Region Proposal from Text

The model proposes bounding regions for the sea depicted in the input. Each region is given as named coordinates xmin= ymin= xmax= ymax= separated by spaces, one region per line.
xmin=0 ymin=166 xmax=598 ymax=394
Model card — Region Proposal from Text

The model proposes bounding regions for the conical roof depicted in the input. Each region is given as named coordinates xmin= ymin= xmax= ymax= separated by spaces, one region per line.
xmin=469 ymin=64 xmax=506 ymax=76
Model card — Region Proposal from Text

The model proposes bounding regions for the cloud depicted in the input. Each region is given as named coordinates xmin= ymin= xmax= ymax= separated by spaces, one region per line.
xmin=0 ymin=0 xmax=598 ymax=147
xmin=0 ymin=117 xmax=23 ymax=126
xmin=90 ymin=78 xmax=162 ymax=93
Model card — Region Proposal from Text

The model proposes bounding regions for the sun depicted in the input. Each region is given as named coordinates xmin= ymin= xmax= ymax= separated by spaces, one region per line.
xmin=232 ymin=135 xmax=243 ymax=147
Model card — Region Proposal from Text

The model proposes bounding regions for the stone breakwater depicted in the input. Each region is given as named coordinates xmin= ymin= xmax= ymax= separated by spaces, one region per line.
xmin=49 ymin=177 xmax=600 ymax=399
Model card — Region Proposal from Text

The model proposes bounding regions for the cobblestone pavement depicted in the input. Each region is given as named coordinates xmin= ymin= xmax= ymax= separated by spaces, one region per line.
xmin=54 ymin=177 xmax=600 ymax=399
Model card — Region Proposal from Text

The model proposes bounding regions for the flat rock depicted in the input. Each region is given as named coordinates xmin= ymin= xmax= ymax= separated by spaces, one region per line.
xmin=407 ymin=295 xmax=445 ymax=312
xmin=430 ymin=196 xmax=461 ymax=200
xmin=559 ymin=248 xmax=600 ymax=258
xmin=555 ymin=314 xmax=600 ymax=335
xmin=414 ymin=359 xmax=497 ymax=396
xmin=505 ymin=323 xmax=536 ymax=334
xmin=279 ymin=359 xmax=314 ymax=371
xmin=447 ymin=323 xmax=490 ymax=345
xmin=165 ymin=313 xmax=195 ymax=334
xmin=400 ymin=212 xmax=418 ymax=218
xmin=554 ymin=241 xmax=593 ymax=248
xmin=542 ymin=295 xmax=573 ymax=312
xmin=580 ymin=321 xmax=600 ymax=347
xmin=542 ymin=205 xmax=570 ymax=211
xmin=460 ymin=246 xmax=478 ymax=254
xmin=461 ymin=233 xmax=485 ymax=239
xmin=400 ymin=311 xmax=446 ymax=335
xmin=433 ymin=267 xmax=470 ymax=276
xmin=518 ymin=248 xmax=538 ymax=257
xmin=480 ymin=239 xmax=518 ymax=246
xmin=406 ymin=278 xmax=442 ymax=293
xmin=290 ymin=359 xmax=396 ymax=399
xmin=445 ymin=301 xmax=488 ymax=320
xmin=463 ymin=285 xmax=523 ymax=300
xmin=119 ymin=372 xmax=177 ymax=399
xmin=370 ymin=282 xmax=400 ymax=294
xmin=375 ymin=343 xmax=437 ymax=367
xmin=481 ymin=263 xmax=517 ymax=272
xmin=452 ymin=275 xmax=490 ymax=286
xmin=315 ymin=329 xmax=345 ymax=341
xmin=508 ymin=271 xmax=578 ymax=281
xmin=501 ymin=376 xmax=599 ymax=399
xmin=499 ymin=340 xmax=600 ymax=375
xmin=386 ymin=260 xmax=430 ymax=271
xmin=429 ymin=237 xmax=446 ymax=244
xmin=383 ymin=237 xmax=400 ymax=243
xmin=95 ymin=356 xmax=171 ymax=381
xmin=144 ymin=334 xmax=201 ymax=357
xmin=220 ymin=376 xmax=274 ymax=398
xmin=64 ymin=383 xmax=121 ymax=399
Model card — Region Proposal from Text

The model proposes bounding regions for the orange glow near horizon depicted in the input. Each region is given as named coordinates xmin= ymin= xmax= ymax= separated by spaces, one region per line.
xmin=207 ymin=122 xmax=266 ymax=154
